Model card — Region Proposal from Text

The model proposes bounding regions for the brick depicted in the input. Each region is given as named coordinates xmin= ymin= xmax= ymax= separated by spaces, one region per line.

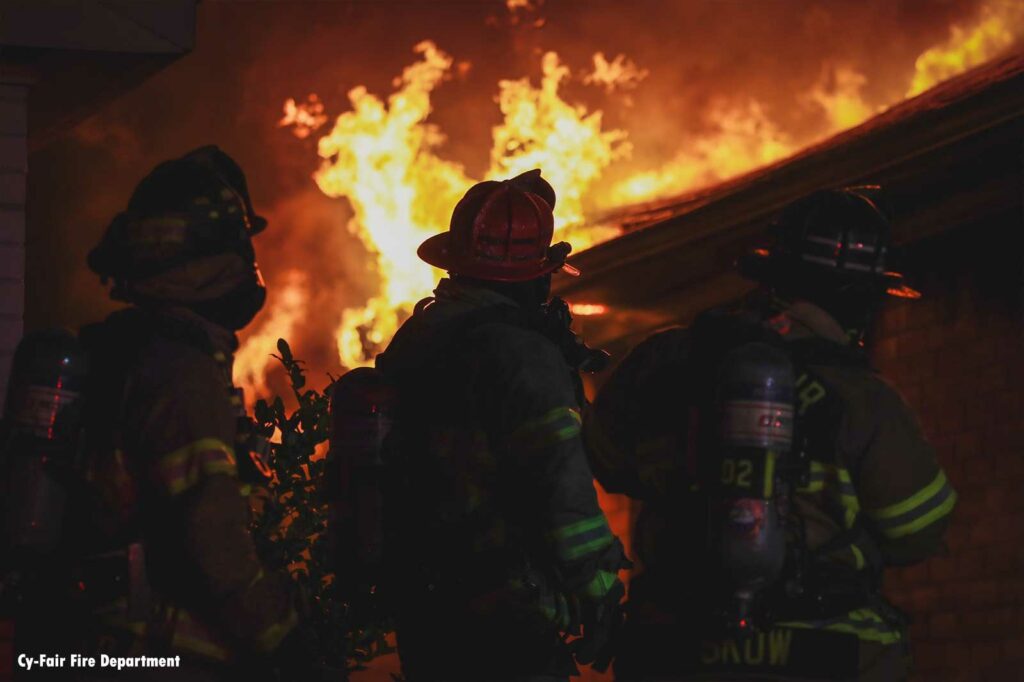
xmin=0 ymin=100 xmax=26 ymax=136
xmin=971 ymin=641 xmax=1002 ymax=667
xmin=0 ymin=135 xmax=26 ymax=172
xmin=965 ymin=580 xmax=1002 ymax=608
xmin=0 ymin=171 xmax=25 ymax=206
xmin=961 ymin=607 xmax=1015 ymax=638
xmin=0 ymin=85 xmax=27 ymax=102
xmin=0 ymin=278 xmax=22 ymax=316
xmin=0 ymin=244 xmax=23 ymax=279
xmin=1001 ymin=634 xmax=1024 ymax=661
xmin=946 ymin=523 xmax=970 ymax=552
xmin=964 ymin=458 xmax=995 ymax=486
xmin=928 ymin=611 xmax=959 ymax=638
xmin=994 ymin=451 xmax=1024 ymax=479
xmin=993 ymin=545 xmax=1024 ymax=576
xmin=955 ymin=432 xmax=981 ymax=461
xmin=0 ymin=314 xmax=21 ymax=355
xmin=0 ymin=352 xmax=9 ymax=414
xmin=930 ymin=556 xmax=958 ymax=582
xmin=0 ymin=208 xmax=24 ymax=245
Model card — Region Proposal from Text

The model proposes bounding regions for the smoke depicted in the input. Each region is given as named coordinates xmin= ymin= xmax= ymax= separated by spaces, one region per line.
xmin=27 ymin=0 xmax=1011 ymax=394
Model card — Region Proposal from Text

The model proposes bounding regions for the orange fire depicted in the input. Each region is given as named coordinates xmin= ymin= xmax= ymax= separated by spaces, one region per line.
xmin=302 ymin=41 xmax=628 ymax=370
xmin=278 ymin=94 xmax=328 ymax=140
xmin=234 ymin=269 xmax=309 ymax=403
xmin=242 ymin=3 xmax=1024 ymax=398
xmin=908 ymin=0 xmax=1024 ymax=97
xmin=569 ymin=303 xmax=608 ymax=317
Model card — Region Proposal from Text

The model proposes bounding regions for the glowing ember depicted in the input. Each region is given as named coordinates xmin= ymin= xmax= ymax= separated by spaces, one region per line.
xmin=908 ymin=0 xmax=1024 ymax=97
xmin=234 ymin=269 xmax=309 ymax=405
xmin=569 ymin=303 xmax=608 ymax=317
xmin=279 ymin=94 xmax=328 ymax=139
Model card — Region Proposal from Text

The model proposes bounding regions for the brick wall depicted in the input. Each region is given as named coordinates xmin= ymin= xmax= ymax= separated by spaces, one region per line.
xmin=873 ymin=224 xmax=1024 ymax=681
xmin=0 ymin=83 xmax=28 ymax=413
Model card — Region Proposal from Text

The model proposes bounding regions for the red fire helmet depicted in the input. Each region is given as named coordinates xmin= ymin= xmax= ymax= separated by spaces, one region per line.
xmin=417 ymin=169 xmax=580 ymax=282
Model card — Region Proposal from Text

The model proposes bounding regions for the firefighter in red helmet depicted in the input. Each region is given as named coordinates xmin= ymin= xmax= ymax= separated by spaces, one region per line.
xmin=376 ymin=170 xmax=628 ymax=681
xmin=6 ymin=146 xmax=302 ymax=679
xmin=585 ymin=187 xmax=956 ymax=681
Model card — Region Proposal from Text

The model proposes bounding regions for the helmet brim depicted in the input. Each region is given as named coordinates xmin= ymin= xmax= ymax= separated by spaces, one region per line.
xmin=249 ymin=215 xmax=268 ymax=235
xmin=738 ymin=249 xmax=920 ymax=299
xmin=417 ymin=232 xmax=579 ymax=282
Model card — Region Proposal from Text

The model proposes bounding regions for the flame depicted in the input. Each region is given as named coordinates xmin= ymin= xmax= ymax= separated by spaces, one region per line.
xmin=235 ymin=6 xmax=1024 ymax=401
xmin=809 ymin=66 xmax=876 ymax=131
xmin=489 ymin=51 xmax=629 ymax=246
xmin=310 ymin=42 xmax=627 ymax=368
xmin=279 ymin=94 xmax=328 ymax=139
xmin=606 ymin=99 xmax=794 ymax=207
xmin=312 ymin=41 xmax=472 ymax=368
xmin=908 ymin=0 xmax=1024 ymax=97
xmin=234 ymin=269 xmax=309 ymax=404
xmin=583 ymin=52 xmax=649 ymax=94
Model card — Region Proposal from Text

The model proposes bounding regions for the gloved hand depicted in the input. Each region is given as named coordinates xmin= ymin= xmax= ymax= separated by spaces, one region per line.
xmin=571 ymin=578 xmax=626 ymax=672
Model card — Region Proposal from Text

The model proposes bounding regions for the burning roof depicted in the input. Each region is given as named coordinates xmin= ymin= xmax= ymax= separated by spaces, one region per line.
xmin=555 ymin=52 xmax=1024 ymax=349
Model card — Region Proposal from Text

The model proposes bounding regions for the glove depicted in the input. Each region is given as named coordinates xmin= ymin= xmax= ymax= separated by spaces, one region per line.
xmin=571 ymin=578 xmax=626 ymax=672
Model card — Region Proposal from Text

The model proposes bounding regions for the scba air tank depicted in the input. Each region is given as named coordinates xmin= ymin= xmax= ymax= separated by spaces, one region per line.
xmin=715 ymin=341 xmax=795 ymax=627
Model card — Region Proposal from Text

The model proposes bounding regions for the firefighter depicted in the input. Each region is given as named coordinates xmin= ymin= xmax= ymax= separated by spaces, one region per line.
xmin=584 ymin=188 xmax=957 ymax=681
xmin=375 ymin=170 xmax=628 ymax=682
xmin=18 ymin=146 xmax=300 ymax=679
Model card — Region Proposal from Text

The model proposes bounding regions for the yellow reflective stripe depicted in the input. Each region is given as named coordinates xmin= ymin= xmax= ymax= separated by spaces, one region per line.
xmin=256 ymin=607 xmax=299 ymax=653
xmin=778 ymin=608 xmax=902 ymax=644
xmin=865 ymin=470 xmax=957 ymax=538
xmin=850 ymin=544 xmax=865 ymax=571
xmin=552 ymin=515 xmax=606 ymax=542
xmin=247 ymin=568 xmax=265 ymax=590
xmin=171 ymin=631 xmax=231 ymax=661
xmin=763 ymin=451 xmax=776 ymax=498
xmin=867 ymin=470 xmax=948 ymax=520
xmin=510 ymin=407 xmax=582 ymax=453
xmin=841 ymin=493 xmax=860 ymax=529
xmin=583 ymin=569 xmax=619 ymax=600
xmin=882 ymin=490 xmax=958 ymax=539
xmin=551 ymin=514 xmax=614 ymax=562
xmin=156 ymin=438 xmax=238 ymax=496
xmin=797 ymin=461 xmax=826 ymax=493
xmin=102 ymin=606 xmax=232 ymax=661
xmin=564 ymin=535 xmax=614 ymax=561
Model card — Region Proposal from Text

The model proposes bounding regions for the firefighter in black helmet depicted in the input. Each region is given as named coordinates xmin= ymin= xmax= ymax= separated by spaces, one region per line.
xmin=585 ymin=187 xmax=956 ymax=681
xmin=24 ymin=146 xmax=299 ymax=678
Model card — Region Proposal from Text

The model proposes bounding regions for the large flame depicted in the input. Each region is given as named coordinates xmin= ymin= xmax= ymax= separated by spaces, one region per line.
xmin=605 ymin=99 xmax=795 ymax=208
xmin=241 ymin=3 xmax=1024 ymax=397
xmin=908 ymin=0 xmax=1024 ymax=96
xmin=234 ymin=269 xmax=309 ymax=402
xmin=307 ymin=41 xmax=627 ymax=369
xmin=489 ymin=51 xmax=629 ymax=246
xmin=312 ymin=42 xmax=472 ymax=368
